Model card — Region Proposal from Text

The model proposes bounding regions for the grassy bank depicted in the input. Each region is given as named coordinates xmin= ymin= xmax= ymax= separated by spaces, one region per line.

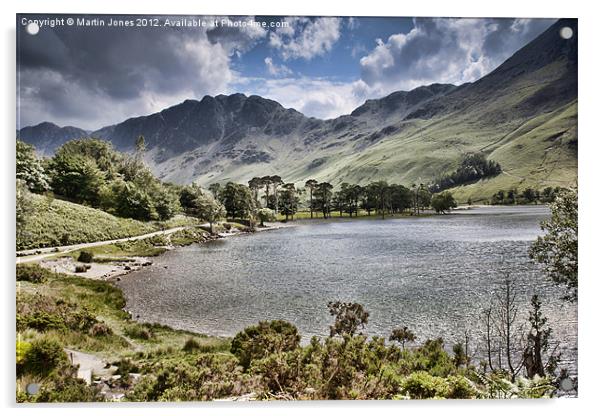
xmin=17 ymin=193 xmax=201 ymax=251
xmin=16 ymin=263 xmax=230 ymax=401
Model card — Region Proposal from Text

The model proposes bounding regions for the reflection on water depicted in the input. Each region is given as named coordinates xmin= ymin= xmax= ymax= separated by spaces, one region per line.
xmin=117 ymin=206 xmax=577 ymax=375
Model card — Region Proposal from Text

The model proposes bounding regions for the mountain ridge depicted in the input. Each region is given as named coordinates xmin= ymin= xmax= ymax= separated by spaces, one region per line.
xmin=17 ymin=18 xmax=577 ymax=202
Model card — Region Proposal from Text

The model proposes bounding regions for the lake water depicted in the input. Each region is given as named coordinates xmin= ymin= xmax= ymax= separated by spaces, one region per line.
xmin=118 ymin=206 xmax=577 ymax=375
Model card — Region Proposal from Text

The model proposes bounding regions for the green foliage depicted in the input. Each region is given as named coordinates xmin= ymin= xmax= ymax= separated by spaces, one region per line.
xmin=16 ymin=341 xmax=32 ymax=366
xmin=125 ymin=324 xmax=155 ymax=341
xmin=389 ymin=326 xmax=417 ymax=349
xmin=16 ymin=140 xmax=50 ymax=193
xmin=127 ymin=354 xmax=254 ymax=401
xmin=77 ymin=251 xmax=94 ymax=263
xmin=112 ymin=180 xmax=155 ymax=220
xmin=16 ymin=263 xmax=53 ymax=283
xmin=278 ymin=183 xmax=300 ymax=220
xmin=49 ymin=152 xmax=105 ymax=206
xmin=231 ymin=320 xmax=300 ymax=369
xmin=328 ymin=301 xmax=369 ymax=337
xmin=256 ymin=208 xmax=276 ymax=226
xmin=16 ymin=192 xmax=156 ymax=250
xmin=529 ymin=188 xmax=578 ymax=301
xmin=401 ymin=371 xmax=451 ymax=399
xmin=17 ymin=293 xmax=98 ymax=333
xmin=22 ymin=365 xmax=104 ymax=403
xmin=433 ymin=153 xmax=502 ymax=192
xmin=180 ymin=185 xmax=226 ymax=229
xmin=431 ymin=191 xmax=457 ymax=214
xmin=219 ymin=182 xmax=256 ymax=220
xmin=21 ymin=336 xmax=68 ymax=376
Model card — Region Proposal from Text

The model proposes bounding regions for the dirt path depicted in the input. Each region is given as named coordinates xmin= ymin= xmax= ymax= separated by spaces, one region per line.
xmin=16 ymin=225 xmax=206 ymax=264
xmin=65 ymin=348 xmax=114 ymax=385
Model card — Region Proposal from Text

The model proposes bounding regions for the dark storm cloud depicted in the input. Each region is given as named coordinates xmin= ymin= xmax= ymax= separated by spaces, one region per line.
xmin=17 ymin=14 xmax=267 ymax=129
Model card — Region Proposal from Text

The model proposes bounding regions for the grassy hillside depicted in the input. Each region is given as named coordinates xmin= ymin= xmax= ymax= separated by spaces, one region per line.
xmin=17 ymin=194 xmax=158 ymax=250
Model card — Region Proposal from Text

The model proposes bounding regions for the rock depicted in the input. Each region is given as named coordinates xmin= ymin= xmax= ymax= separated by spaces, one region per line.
xmin=124 ymin=266 xmax=131 ymax=271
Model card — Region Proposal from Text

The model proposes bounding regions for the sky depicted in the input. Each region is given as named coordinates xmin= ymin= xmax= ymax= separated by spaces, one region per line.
xmin=17 ymin=15 xmax=555 ymax=130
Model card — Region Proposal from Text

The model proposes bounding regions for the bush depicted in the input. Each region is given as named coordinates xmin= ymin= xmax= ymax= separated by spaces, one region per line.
xmin=16 ymin=264 xmax=53 ymax=283
xmin=125 ymin=324 xmax=154 ymax=340
xmin=401 ymin=371 xmax=450 ymax=399
xmin=77 ymin=251 xmax=94 ymax=263
xmin=22 ymin=337 xmax=68 ymax=376
xmin=16 ymin=341 xmax=32 ymax=370
xmin=231 ymin=320 xmax=300 ymax=369
xmin=182 ymin=337 xmax=201 ymax=352
xmin=29 ymin=367 xmax=104 ymax=402
xmin=89 ymin=322 xmax=113 ymax=337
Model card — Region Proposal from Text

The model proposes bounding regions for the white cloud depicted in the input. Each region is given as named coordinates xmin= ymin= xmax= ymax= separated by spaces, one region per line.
xmin=268 ymin=17 xmax=342 ymax=61
xmin=264 ymin=57 xmax=293 ymax=77
xmin=234 ymin=76 xmax=367 ymax=120
xmin=358 ymin=17 xmax=554 ymax=98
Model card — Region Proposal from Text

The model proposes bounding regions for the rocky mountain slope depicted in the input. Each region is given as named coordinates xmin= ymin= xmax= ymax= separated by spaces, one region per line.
xmin=18 ymin=19 xmax=577 ymax=202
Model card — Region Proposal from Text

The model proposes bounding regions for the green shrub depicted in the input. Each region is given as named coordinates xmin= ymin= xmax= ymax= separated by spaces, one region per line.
xmin=22 ymin=337 xmax=68 ymax=376
xmin=182 ymin=337 xmax=201 ymax=352
xmin=77 ymin=251 xmax=94 ymax=263
xmin=447 ymin=375 xmax=477 ymax=399
xmin=16 ymin=264 xmax=53 ymax=283
xmin=401 ymin=371 xmax=450 ymax=399
xmin=26 ymin=366 xmax=104 ymax=403
xmin=125 ymin=324 xmax=154 ymax=340
xmin=16 ymin=341 xmax=32 ymax=368
xmin=231 ymin=320 xmax=300 ymax=369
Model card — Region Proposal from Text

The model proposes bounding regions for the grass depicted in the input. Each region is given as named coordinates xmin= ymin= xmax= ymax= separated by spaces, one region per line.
xmin=16 ymin=264 xmax=230 ymax=362
xmin=18 ymin=194 xmax=157 ymax=251
xmin=17 ymin=196 xmax=203 ymax=251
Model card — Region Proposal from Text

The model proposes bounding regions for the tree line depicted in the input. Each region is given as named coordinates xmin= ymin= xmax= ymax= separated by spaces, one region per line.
xmin=490 ymin=186 xmax=566 ymax=205
xmin=431 ymin=153 xmax=502 ymax=192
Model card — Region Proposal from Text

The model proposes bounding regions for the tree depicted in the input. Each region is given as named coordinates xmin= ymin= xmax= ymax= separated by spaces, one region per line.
xmin=16 ymin=140 xmax=50 ymax=193
xmin=270 ymin=175 xmax=283 ymax=216
xmin=389 ymin=184 xmax=412 ymax=214
xmin=208 ymin=183 xmax=222 ymax=199
xmin=417 ymin=184 xmax=432 ymax=212
xmin=523 ymin=295 xmax=560 ymax=378
xmin=305 ymin=179 xmax=318 ymax=218
xmin=389 ymin=326 xmax=416 ymax=350
xmin=327 ymin=301 xmax=369 ymax=338
xmin=49 ymin=153 xmax=105 ymax=206
xmin=278 ymin=183 xmax=299 ymax=221
xmin=371 ymin=181 xmax=389 ymax=219
xmin=16 ymin=180 xmax=33 ymax=246
xmin=152 ymin=186 xmax=180 ymax=221
xmin=493 ymin=276 xmax=524 ymax=382
xmin=431 ymin=191 xmax=457 ymax=214
xmin=314 ymin=182 xmax=333 ymax=219
xmin=260 ymin=176 xmax=272 ymax=208
xmin=188 ymin=191 xmax=226 ymax=234
xmin=248 ymin=177 xmax=263 ymax=205
xmin=221 ymin=182 xmax=256 ymax=220
xmin=529 ymin=188 xmax=578 ymax=301
xmin=256 ymin=208 xmax=276 ymax=227
xmin=112 ymin=180 xmax=155 ymax=220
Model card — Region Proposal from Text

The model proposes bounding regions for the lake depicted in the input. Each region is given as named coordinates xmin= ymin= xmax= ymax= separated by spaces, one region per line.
xmin=117 ymin=205 xmax=577 ymax=374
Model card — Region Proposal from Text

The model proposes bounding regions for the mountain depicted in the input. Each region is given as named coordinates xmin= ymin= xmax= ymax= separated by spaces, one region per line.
xmin=17 ymin=122 xmax=88 ymax=155
xmin=17 ymin=19 xmax=577 ymax=202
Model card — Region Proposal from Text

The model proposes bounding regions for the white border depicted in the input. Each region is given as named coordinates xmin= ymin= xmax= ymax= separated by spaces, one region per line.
xmin=2 ymin=1 xmax=599 ymax=415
